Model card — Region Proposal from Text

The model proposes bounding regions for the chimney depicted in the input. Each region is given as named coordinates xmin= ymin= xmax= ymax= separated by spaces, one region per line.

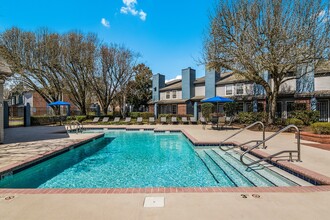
xmin=182 ymin=67 xmax=196 ymax=99
xmin=152 ymin=73 xmax=165 ymax=102
xmin=205 ymin=69 xmax=220 ymax=98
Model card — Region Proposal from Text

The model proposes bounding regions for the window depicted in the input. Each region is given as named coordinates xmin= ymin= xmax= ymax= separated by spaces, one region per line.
xmin=225 ymin=85 xmax=233 ymax=96
xmin=172 ymin=105 xmax=177 ymax=114
xmin=172 ymin=90 xmax=177 ymax=99
xmin=166 ymin=91 xmax=170 ymax=99
xmin=237 ymin=102 xmax=244 ymax=112
xmin=286 ymin=102 xmax=294 ymax=117
xmin=236 ymin=83 xmax=244 ymax=95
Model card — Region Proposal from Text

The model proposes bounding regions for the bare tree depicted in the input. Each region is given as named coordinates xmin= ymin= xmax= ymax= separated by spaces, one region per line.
xmin=204 ymin=0 xmax=330 ymax=123
xmin=0 ymin=28 xmax=64 ymax=107
xmin=57 ymin=32 xmax=97 ymax=115
xmin=89 ymin=44 xmax=138 ymax=115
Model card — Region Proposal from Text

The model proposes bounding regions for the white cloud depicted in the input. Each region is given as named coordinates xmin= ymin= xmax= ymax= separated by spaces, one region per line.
xmin=120 ymin=0 xmax=147 ymax=21
xmin=165 ymin=75 xmax=182 ymax=83
xmin=101 ymin=18 xmax=110 ymax=28
xmin=139 ymin=10 xmax=147 ymax=21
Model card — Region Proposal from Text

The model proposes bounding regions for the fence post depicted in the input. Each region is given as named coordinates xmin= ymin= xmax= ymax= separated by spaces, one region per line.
xmin=24 ymin=103 xmax=31 ymax=127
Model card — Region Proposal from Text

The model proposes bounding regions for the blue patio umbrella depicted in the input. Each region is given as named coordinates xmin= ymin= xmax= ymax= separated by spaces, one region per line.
xmin=201 ymin=96 xmax=234 ymax=103
xmin=201 ymin=96 xmax=234 ymax=114
xmin=47 ymin=101 xmax=71 ymax=124
xmin=47 ymin=101 xmax=71 ymax=106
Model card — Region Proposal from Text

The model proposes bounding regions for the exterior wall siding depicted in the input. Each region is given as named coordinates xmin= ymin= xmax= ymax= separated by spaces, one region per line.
xmin=159 ymin=90 xmax=182 ymax=100
xmin=315 ymin=76 xmax=330 ymax=91
xmin=195 ymin=86 xmax=205 ymax=96
xmin=280 ymin=78 xmax=296 ymax=93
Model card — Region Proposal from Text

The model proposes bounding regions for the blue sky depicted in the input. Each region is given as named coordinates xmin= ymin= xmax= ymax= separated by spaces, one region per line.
xmin=0 ymin=0 xmax=214 ymax=80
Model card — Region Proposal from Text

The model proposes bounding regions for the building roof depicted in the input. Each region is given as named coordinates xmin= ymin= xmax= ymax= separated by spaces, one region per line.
xmin=159 ymin=81 xmax=182 ymax=92
xmin=156 ymin=99 xmax=188 ymax=104
xmin=194 ymin=77 xmax=205 ymax=85
xmin=190 ymin=96 xmax=205 ymax=101
xmin=216 ymin=72 xmax=250 ymax=85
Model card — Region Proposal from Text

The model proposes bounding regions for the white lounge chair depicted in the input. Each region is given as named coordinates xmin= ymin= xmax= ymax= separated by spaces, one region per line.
xmin=171 ymin=117 xmax=178 ymax=124
xmin=160 ymin=117 xmax=167 ymax=124
xmin=124 ymin=117 xmax=131 ymax=124
xmin=136 ymin=117 xmax=143 ymax=124
xmin=102 ymin=117 xmax=109 ymax=122
xmin=92 ymin=117 xmax=100 ymax=123
xmin=189 ymin=117 xmax=197 ymax=124
xmin=181 ymin=117 xmax=189 ymax=124
xmin=113 ymin=117 xmax=120 ymax=123
xmin=149 ymin=117 xmax=155 ymax=124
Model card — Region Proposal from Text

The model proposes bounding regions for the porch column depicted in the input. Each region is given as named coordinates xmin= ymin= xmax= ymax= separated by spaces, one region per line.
xmin=311 ymin=96 xmax=317 ymax=111
xmin=253 ymin=99 xmax=258 ymax=112
xmin=194 ymin=102 xmax=198 ymax=119
xmin=154 ymin=103 xmax=158 ymax=119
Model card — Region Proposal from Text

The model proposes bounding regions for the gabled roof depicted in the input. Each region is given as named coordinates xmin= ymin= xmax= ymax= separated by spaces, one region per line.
xmin=159 ymin=81 xmax=182 ymax=92
xmin=216 ymin=72 xmax=250 ymax=85
xmin=194 ymin=77 xmax=205 ymax=85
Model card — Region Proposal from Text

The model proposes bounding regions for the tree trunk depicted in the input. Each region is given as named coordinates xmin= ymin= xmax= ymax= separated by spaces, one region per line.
xmin=102 ymin=106 xmax=108 ymax=115
xmin=267 ymin=89 xmax=278 ymax=125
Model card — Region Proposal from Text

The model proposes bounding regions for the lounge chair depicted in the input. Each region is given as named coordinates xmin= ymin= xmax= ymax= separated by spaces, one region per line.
xmin=149 ymin=117 xmax=155 ymax=124
xmin=113 ymin=117 xmax=120 ymax=123
xmin=189 ymin=117 xmax=197 ymax=124
xmin=200 ymin=117 xmax=207 ymax=125
xmin=160 ymin=117 xmax=167 ymax=124
xmin=124 ymin=117 xmax=131 ymax=124
xmin=181 ymin=117 xmax=189 ymax=124
xmin=211 ymin=116 xmax=219 ymax=130
xmin=218 ymin=116 xmax=226 ymax=129
xmin=136 ymin=117 xmax=143 ymax=124
xmin=92 ymin=117 xmax=100 ymax=123
xmin=102 ymin=117 xmax=109 ymax=123
xmin=171 ymin=117 xmax=178 ymax=124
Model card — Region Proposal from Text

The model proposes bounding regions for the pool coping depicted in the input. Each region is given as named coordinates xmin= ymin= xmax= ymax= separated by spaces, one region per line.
xmin=0 ymin=127 xmax=330 ymax=194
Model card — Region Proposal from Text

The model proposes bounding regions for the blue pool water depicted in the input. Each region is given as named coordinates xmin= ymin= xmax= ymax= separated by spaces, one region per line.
xmin=0 ymin=131 xmax=299 ymax=188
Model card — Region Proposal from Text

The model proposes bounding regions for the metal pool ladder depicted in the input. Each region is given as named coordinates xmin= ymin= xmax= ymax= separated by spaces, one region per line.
xmin=219 ymin=121 xmax=266 ymax=151
xmin=69 ymin=120 xmax=84 ymax=134
xmin=240 ymin=124 xmax=301 ymax=167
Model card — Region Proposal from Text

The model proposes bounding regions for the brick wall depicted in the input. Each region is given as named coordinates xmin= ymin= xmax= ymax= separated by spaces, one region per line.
xmin=178 ymin=104 xmax=186 ymax=115
xmin=148 ymin=104 xmax=154 ymax=113
xmin=295 ymin=99 xmax=311 ymax=110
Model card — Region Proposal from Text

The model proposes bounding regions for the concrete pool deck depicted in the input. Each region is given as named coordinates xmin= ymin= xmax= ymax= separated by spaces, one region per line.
xmin=1 ymin=125 xmax=330 ymax=219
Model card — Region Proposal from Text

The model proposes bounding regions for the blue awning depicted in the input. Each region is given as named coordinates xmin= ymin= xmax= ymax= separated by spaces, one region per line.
xmin=201 ymin=96 xmax=234 ymax=103
xmin=47 ymin=101 xmax=71 ymax=106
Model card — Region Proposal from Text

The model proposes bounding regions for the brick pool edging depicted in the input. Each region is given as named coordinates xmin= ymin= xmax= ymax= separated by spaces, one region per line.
xmin=0 ymin=127 xmax=330 ymax=194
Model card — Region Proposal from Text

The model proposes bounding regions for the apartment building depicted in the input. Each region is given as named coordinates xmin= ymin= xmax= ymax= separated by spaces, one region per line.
xmin=149 ymin=64 xmax=330 ymax=122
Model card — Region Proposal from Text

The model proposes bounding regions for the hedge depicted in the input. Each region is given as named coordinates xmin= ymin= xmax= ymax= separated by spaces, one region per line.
xmin=31 ymin=116 xmax=65 ymax=125
xmin=285 ymin=118 xmax=304 ymax=127
xmin=311 ymin=122 xmax=330 ymax=134
xmin=128 ymin=112 xmax=154 ymax=119
xmin=290 ymin=110 xmax=320 ymax=125
xmin=237 ymin=112 xmax=267 ymax=124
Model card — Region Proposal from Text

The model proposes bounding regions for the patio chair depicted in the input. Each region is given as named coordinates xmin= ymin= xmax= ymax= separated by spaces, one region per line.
xmin=181 ymin=117 xmax=189 ymax=124
xmin=171 ymin=117 xmax=178 ymax=124
xmin=211 ymin=116 xmax=219 ymax=130
xmin=149 ymin=117 xmax=155 ymax=124
xmin=218 ymin=116 xmax=226 ymax=129
xmin=189 ymin=117 xmax=197 ymax=124
xmin=92 ymin=117 xmax=100 ymax=123
xmin=124 ymin=117 xmax=131 ymax=124
xmin=160 ymin=117 xmax=167 ymax=124
xmin=136 ymin=117 xmax=143 ymax=124
xmin=102 ymin=117 xmax=109 ymax=123
xmin=200 ymin=117 xmax=207 ymax=125
xmin=113 ymin=117 xmax=120 ymax=123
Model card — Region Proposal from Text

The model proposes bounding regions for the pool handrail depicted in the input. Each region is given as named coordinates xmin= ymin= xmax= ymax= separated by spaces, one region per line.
xmin=69 ymin=120 xmax=84 ymax=134
xmin=219 ymin=121 xmax=265 ymax=151
xmin=240 ymin=124 xmax=301 ymax=166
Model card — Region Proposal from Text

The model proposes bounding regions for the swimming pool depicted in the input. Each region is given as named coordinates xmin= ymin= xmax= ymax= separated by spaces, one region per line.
xmin=0 ymin=130 xmax=308 ymax=188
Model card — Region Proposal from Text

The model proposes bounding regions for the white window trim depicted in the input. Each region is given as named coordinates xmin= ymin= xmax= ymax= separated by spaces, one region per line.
xmin=235 ymin=83 xmax=244 ymax=95
xmin=172 ymin=90 xmax=177 ymax=99
xmin=225 ymin=85 xmax=233 ymax=96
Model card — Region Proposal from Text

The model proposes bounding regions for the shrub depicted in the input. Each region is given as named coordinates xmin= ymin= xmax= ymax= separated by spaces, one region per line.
xmin=237 ymin=112 xmax=267 ymax=124
xmin=285 ymin=118 xmax=304 ymax=127
xmin=76 ymin=115 xmax=87 ymax=122
xmin=129 ymin=112 xmax=154 ymax=119
xmin=311 ymin=122 xmax=330 ymax=134
xmin=223 ymin=102 xmax=238 ymax=117
xmin=201 ymin=103 xmax=214 ymax=121
xmin=290 ymin=110 xmax=320 ymax=125
xmin=31 ymin=116 xmax=63 ymax=125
